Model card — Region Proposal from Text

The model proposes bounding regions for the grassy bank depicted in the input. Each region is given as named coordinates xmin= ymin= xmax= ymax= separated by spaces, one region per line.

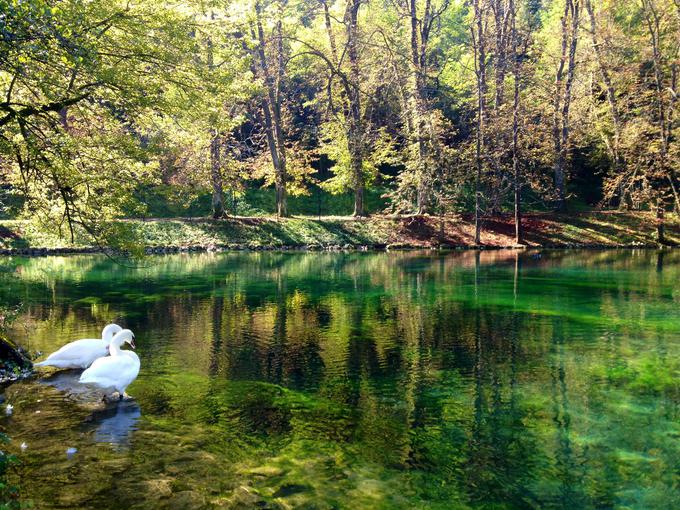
xmin=0 ymin=212 xmax=678 ymax=253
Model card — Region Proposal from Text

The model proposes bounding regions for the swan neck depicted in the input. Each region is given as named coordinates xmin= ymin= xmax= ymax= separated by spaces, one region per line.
xmin=102 ymin=325 xmax=122 ymax=344
xmin=109 ymin=342 xmax=122 ymax=356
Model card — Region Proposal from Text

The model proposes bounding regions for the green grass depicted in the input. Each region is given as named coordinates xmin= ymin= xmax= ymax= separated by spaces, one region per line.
xmin=0 ymin=212 xmax=678 ymax=250
xmin=131 ymin=186 xmax=390 ymax=218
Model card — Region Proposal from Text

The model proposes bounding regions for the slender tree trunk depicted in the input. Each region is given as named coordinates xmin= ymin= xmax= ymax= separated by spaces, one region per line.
xmin=410 ymin=0 xmax=429 ymax=214
xmin=274 ymin=17 xmax=288 ymax=217
xmin=510 ymin=0 xmax=522 ymax=244
xmin=487 ymin=0 xmax=511 ymax=216
xmin=320 ymin=0 xmax=364 ymax=216
xmin=585 ymin=0 xmax=626 ymax=208
xmin=473 ymin=0 xmax=487 ymax=244
xmin=347 ymin=0 xmax=365 ymax=217
xmin=206 ymin=23 xmax=224 ymax=219
xmin=255 ymin=1 xmax=288 ymax=217
xmin=493 ymin=0 xmax=508 ymax=110
xmin=553 ymin=0 xmax=580 ymax=212
xmin=552 ymin=3 xmax=568 ymax=211
xmin=321 ymin=0 xmax=339 ymax=62
xmin=210 ymin=130 xmax=225 ymax=219
xmin=643 ymin=0 xmax=679 ymax=225
xmin=559 ymin=0 xmax=580 ymax=209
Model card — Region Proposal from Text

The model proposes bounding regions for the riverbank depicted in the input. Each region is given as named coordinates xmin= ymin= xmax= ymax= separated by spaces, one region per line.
xmin=0 ymin=212 xmax=678 ymax=255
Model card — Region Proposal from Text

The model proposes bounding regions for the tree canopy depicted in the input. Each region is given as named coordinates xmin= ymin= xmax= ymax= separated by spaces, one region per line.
xmin=0 ymin=0 xmax=678 ymax=246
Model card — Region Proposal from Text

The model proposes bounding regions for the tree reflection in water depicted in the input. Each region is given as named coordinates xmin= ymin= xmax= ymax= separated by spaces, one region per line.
xmin=0 ymin=250 xmax=678 ymax=508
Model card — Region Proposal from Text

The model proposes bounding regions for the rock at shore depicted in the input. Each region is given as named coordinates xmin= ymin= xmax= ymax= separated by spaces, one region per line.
xmin=0 ymin=333 xmax=32 ymax=383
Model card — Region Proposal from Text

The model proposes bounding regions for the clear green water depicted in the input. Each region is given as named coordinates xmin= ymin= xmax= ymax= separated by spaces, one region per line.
xmin=0 ymin=250 xmax=678 ymax=509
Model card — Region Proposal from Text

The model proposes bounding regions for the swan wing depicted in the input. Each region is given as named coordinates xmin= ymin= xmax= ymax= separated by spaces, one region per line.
xmin=35 ymin=339 xmax=107 ymax=368
xmin=43 ymin=339 xmax=104 ymax=360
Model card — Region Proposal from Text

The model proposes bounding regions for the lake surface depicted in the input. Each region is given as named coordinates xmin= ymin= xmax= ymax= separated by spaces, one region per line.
xmin=0 ymin=250 xmax=678 ymax=509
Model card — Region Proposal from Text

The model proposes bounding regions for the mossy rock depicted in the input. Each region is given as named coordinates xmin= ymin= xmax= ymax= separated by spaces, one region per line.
xmin=0 ymin=333 xmax=32 ymax=371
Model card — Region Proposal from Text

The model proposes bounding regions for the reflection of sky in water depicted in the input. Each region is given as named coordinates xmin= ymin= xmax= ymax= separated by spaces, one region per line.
xmin=89 ymin=400 xmax=141 ymax=447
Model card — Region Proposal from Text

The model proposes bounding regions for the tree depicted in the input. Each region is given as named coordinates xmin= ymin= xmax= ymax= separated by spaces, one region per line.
xmin=471 ymin=0 xmax=488 ymax=244
xmin=511 ymin=0 xmax=522 ymax=244
xmin=0 ymin=0 xmax=197 ymax=245
xmin=152 ymin=3 xmax=251 ymax=220
xmin=588 ymin=0 xmax=679 ymax=242
xmin=641 ymin=0 xmax=678 ymax=242
xmin=552 ymin=0 xmax=581 ymax=211
xmin=584 ymin=0 xmax=625 ymax=208
xmin=291 ymin=0 xmax=370 ymax=216
xmin=402 ymin=0 xmax=450 ymax=214
xmin=253 ymin=0 xmax=289 ymax=217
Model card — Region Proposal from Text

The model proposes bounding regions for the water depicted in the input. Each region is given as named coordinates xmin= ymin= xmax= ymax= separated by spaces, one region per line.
xmin=0 ymin=250 xmax=678 ymax=509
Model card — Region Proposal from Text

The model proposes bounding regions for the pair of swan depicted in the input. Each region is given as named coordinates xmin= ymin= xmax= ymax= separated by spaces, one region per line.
xmin=34 ymin=324 xmax=140 ymax=399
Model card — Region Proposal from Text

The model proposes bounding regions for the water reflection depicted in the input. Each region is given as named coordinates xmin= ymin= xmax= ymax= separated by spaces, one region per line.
xmin=86 ymin=400 xmax=141 ymax=447
xmin=0 ymin=250 xmax=678 ymax=509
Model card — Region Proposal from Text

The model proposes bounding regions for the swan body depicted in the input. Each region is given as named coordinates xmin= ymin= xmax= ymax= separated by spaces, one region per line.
xmin=79 ymin=329 xmax=139 ymax=398
xmin=34 ymin=324 xmax=123 ymax=369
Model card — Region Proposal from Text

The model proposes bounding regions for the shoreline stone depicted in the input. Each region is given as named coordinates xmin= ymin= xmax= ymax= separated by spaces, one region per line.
xmin=0 ymin=242 xmax=671 ymax=257
xmin=0 ymin=333 xmax=33 ymax=385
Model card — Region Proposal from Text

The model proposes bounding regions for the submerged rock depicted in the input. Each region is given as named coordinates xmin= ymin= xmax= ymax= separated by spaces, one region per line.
xmin=245 ymin=465 xmax=286 ymax=478
xmin=145 ymin=478 xmax=173 ymax=499
xmin=163 ymin=490 xmax=207 ymax=510
xmin=219 ymin=486 xmax=265 ymax=509
xmin=272 ymin=483 xmax=312 ymax=498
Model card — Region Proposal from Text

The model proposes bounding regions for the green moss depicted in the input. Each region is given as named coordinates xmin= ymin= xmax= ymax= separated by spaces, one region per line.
xmin=591 ymin=357 xmax=679 ymax=397
xmin=629 ymin=357 xmax=680 ymax=396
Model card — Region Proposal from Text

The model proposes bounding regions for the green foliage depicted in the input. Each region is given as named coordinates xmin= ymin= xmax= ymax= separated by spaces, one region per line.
xmin=0 ymin=434 xmax=19 ymax=510
xmin=0 ymin=0 xmax=678 ymax=246
xmin=0 ymin=0 xmax=201 ymax=245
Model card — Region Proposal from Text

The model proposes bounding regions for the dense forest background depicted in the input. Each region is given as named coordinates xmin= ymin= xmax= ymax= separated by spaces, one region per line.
xmin=0 ymin=0 xmax=678 ymax=245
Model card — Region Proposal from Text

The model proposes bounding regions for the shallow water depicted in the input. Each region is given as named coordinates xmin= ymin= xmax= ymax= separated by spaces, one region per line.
xmin=0 ymin=250 xmax=678 ymax=509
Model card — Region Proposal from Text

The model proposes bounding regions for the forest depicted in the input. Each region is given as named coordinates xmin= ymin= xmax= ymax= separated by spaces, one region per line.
xmin=0 ymin=0 xmax=679 ymax=247
xmin=1 ymin=3 xmax=680 ymax=508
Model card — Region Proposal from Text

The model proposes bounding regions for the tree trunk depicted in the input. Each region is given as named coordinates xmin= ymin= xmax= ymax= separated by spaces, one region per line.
xmin=353 ymin=183 xmax=365 ymax=218
xmin=207 ymin=15 xmax=224 ymax=219
xmin=347 ymin=0 xmax=365 ymax=217
xmin=472 ymin=0 xmax=487 ymax=244
xmin=210 ymin=130 xmax=225 ymax=219
xmin=585 ymin=0 xmax=625 ymax=208
xmin=322 ymin=0 xmax=339 ymax=62
xmin=493 ymin=0 xmax=508 ymax=110
xmin=410 ymin=0 xmax=429 ymax=214
xmin=553 ymin=0 xmax=580 ymax=212
xmin=642 ymin=0 xmax=680 ymax=217
xmin=656 ymin=195 xmax=665 ymax=245
xmin=510 ymin=0 xmax=522 ymax=244
xmin=255 ymin=1 xmax=288 ymax=217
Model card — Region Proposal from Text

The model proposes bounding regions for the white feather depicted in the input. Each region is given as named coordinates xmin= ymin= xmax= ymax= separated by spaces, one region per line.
xmin=34 ymin=324 xmax=122 ymax=370
xmin=79 ymin=330 xmax=140 ymax=396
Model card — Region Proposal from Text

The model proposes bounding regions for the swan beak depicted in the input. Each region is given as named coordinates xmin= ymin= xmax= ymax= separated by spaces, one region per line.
xmin=130 ymin=334 xmax=136 ymax=350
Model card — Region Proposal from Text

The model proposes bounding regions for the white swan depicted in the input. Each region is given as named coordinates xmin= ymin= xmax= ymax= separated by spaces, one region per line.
xmin=79 ymin=329 xmax=140 ymax=400
xmin=34 ymin=324 xmax=123 ymax=369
